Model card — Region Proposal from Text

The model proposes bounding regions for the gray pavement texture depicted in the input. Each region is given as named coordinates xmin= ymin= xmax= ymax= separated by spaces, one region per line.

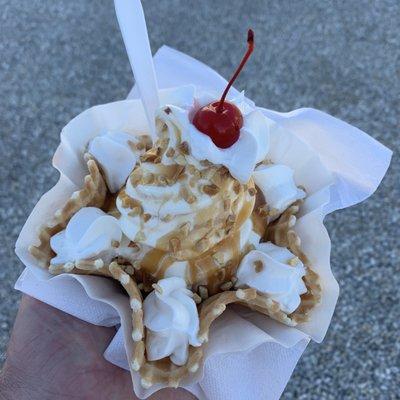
xmin=0 ymin=0 xmax=399 ymax=399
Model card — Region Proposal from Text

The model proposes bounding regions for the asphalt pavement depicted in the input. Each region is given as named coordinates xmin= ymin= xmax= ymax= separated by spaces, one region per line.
xmin=0 ymin=1 xmax=399 ymax=399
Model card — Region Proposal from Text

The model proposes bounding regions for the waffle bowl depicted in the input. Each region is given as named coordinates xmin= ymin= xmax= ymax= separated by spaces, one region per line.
xmin=251 ymin=201 xmax=323 ymax=325
xmin=28 ymin=156 xmax=109 ymax=275
xmin=126 ymin=282 xmax=258 ymax=389
xmin=27 ymin=154 xmax=321 ymax=386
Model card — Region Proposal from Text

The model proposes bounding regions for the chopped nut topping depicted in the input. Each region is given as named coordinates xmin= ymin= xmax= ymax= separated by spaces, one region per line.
xmin=120 ymin=192 xmax=142 ymax=210
xmin=218 ymin=166 xmax=230 ymax=177
xmin=173 ymin=165 xmax=185 ymax=180
xmin=254 ymin=260 xmax=264 ymax=273
xmin=164 ymin=107 xmax=172 ymax=114
xmin=180 ymin=186 xmax=196 ymax=204
xmin=231 ymin=276 xmax=238 ymax=285
xmin=138 ymin=135 xmax=152 ymax=151
xmin=111 ymin=240 xmax=119 ymax=248
xmin=130 ymin=169 xmax=143 ymax=186
xmin=178 ymin=141 xmax=190 ymax=155
xmin=140 ymin=147 xmax=160 ymax=163
xmin=202 ymin=184 xmax=219 ymax=196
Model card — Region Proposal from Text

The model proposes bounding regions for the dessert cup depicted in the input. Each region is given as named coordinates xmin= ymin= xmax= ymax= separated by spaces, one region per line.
xmin=22 ymin=86 xmax=339 ymax=389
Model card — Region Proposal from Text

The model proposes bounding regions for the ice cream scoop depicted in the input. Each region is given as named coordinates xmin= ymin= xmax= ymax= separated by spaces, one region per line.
xmin=116 ymin=104 xmax=257 ymax=254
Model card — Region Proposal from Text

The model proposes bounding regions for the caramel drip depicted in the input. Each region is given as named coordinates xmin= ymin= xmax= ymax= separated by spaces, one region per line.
xmin=188 ymin=228 xmax=242 ymax=295
xmin=102 ymin=192 xmax=120 ymax=218
xmin=235 ymin=197 xmax=255 ymax=228
xmin=140 ymin=248 xmax=170 ymax=277
xmin=136 ymin=222 xmax=244 ymax=292
xmin=137 ymin=184 xmax=256 ymax=288
xmin=251 ymin=212 xmax=267 ymax=237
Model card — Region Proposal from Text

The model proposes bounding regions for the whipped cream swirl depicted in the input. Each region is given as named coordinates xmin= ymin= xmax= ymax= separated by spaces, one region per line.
xmin=143 ymin=277 xmax=201 ymax=366
xmin=252 ymin=164 xmax=305 ymax=216
xmin=159 ymin=90 xmax=271 ymax=183
xmin=116 ymin=107 xmax=255 ymax=259
xmin=50 ymin=207 xmax=122 ymax=265
xmin=235 ymin=242 xmax=307 ymax=313
xmin=88 ymin=132 xmax=151 ymax=193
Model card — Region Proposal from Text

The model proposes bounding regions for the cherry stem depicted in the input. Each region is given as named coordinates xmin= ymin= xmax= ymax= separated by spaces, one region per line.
xmin=217 ymin=29 xmax=254 ymax=113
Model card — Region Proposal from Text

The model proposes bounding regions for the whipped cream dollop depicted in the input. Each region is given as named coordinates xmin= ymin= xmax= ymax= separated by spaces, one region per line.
xmin=88 ymin=132 xmax=151 ymax=193
xmin=156 ymin=89 xmax=271 ymax=183
xmin=143 ymin=277 xmax=201 ymax=366
xmin=235 ymin=242 xmax=307 ymax=313
xmin=252 ymin=164 xmax=305 ymax=216
xmin=50 ymin=207 xmax=122 ymax=265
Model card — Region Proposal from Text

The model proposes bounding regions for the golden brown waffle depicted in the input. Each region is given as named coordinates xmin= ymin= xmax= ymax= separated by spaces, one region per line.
xmin=107 ymin=262 xmax=146 ymax=373
xmin=265 ymin=201 xmax=307 ymax=260
xmin=29 ymin=157 xmax=107 ymax=272
xmin=250 ymin=201 xmax=323 ymax=325
xmin=138 ymin=287 xmax=257 ymax=389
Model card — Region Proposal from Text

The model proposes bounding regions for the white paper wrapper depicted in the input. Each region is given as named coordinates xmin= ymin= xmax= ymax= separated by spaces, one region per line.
xmin=15 ymin=46 xmax=392 ymax=399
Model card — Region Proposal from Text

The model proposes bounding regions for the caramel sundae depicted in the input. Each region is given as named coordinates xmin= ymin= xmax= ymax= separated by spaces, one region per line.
xmin=29 ymin=30 xmax=321 ymax=388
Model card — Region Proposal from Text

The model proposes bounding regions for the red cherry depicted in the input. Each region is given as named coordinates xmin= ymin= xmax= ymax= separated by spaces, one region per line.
xmin=193 ymin=29 xmax=254 ymax=149
xmin=193 ymin=101 xmax=243 ymax=148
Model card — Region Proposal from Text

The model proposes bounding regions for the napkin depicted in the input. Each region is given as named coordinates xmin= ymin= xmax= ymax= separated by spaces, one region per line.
xmin=15 ymin=46 xmax=392 ymax=400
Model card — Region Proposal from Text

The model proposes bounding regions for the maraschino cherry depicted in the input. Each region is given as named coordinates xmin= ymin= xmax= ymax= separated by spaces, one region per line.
xmin=193 ymin=29 xmax=255 ymax=148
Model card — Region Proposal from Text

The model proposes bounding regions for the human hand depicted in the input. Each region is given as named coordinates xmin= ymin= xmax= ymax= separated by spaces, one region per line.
xmin=0 ymin=295 xmax=196 ymax=400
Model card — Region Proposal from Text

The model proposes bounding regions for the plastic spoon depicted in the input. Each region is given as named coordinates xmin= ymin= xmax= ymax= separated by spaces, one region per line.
xmin=114 ymin=0 xmax=159 ymax=138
